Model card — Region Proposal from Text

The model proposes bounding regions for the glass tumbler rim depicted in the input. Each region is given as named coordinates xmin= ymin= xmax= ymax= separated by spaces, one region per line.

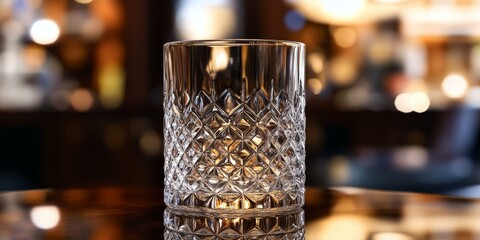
xmin=163 ymin=39 xmax=305 ymax=48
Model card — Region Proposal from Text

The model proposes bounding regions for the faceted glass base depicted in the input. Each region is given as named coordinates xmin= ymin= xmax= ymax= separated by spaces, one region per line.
xmin=165 ymin=189 xmax=305 ymax=213
xmin=164 ymin=207 xmax=305 ymax=239
xmin=164 ymin=229 xmax=305 ymax=240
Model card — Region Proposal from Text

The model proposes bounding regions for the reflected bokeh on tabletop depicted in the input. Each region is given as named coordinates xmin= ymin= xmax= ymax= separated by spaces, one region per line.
xmin=2 ymin=187 xmax=480 ymax=239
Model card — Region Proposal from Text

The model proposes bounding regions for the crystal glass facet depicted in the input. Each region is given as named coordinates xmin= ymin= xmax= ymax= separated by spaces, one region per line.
xmin=163 ymin=39 xmax=306 ymax=213
xmin=164 ymin=208 xmax=305 ymax=239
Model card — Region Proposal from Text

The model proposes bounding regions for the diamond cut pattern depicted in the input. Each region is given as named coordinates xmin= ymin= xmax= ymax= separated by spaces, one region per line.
xmin=164 ymin=208 xmax=304 ymax=239
xmin=165 ymin=86 xmax=305 ymax=211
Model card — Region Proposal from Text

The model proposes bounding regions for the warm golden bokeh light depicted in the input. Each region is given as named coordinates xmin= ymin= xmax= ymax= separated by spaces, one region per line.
xmin=23 ymin=45 xmax=46 ymax=72
xmin=75 ymin=0 xmax=93 ymax=4
xmin=394 ymin=92 xmax=430 ymax=113
xmin=319 ymin=0 xmax=365 ymax=20
xmin=99 ymin=65 xmax=125 ymax=109
xmin=30 ymin=205 xmax=61 ymax=230
xmin=176 ymin=0 xmax=236 ymax=40
xmin=140 ymin=130 xmax=162 ymax=156
xmin=308 ymin=77 xmax=324 ymax=95
xmin=330 ymin=56 xmax=357 ymax=86
xmin=441 ymin=74 xmax=469 ymax=99
xmin=395 ymin=93 xmax=413 ymax=113
xmin=410 ymin=92 xmax=430 ymax=113
xmin=308 ymin=52 xmax=324 ymax=73
xmin=30 ymin=19 xmax=60 ymax=45
xmin=70 ymin=89 xmax=94 ymax=112
xmin=305 ymin=215 xmax=368 ymax=240
xmin=372 ymin=232 xmax=414 ymax=240
xmin=372 ymin=0 xmax=411 ymax=3
xmin=333 ymin=27 xmax=357 ymax=48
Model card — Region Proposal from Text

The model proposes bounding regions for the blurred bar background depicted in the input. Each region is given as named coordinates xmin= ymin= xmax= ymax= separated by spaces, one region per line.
xmin=1 ymin=0 xmax=480 ymax=193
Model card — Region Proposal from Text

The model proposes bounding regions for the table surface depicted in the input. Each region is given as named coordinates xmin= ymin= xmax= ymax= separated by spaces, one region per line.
xmin=1 ymin=186 xmax=480 ymax=239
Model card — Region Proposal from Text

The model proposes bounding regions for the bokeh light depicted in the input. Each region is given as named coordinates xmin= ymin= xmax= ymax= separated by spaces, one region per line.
xmin=372 ymin=0 xmax=412 ymax=3
xmin=333 ymin=27 xmax=357 ymax=48
xmin=30 ymin=205 xmax=61 ymax=230
xmin=441 ymin=74 xmax=469 ymax=99
xmin=30 ymin=19 xmax=60 ymax=45
xmin=284 ymin=10 xmax=306 ymax=32
xmin=70 ymin=89 xmax=94 ymax=112
xmin=176 ymin=0 xmax=236 ymax=40
xmin=307 ymin=78 xmax=324 ymax=95
xmin=99 ymin=65 xmax=125 ymax=109
xmin=139 ymin=130 xmax=162 ymax=156
xmin=76 ymin=0 xmax=93 ymax=4
xmin=410 ymin=92 xmax=430 ymax=113
xmin=308 ymin=52 xmax=324 ymax=74
xmin=320 ymin=0 xmax=365 ymax=20
xmin=330 ymin=56 xmax=357 ymax=86
xmin=368 ymin=37 xmax=395 ymax=64
xmin=394 ymin=92 xmax=430 ymax=113
xmin=372 ymin=232 xmax=414 ymax=240
xmin=305 ymin=215 xmax=368 ymax=240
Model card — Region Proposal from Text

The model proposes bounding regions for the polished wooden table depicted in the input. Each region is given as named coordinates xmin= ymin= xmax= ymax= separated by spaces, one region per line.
xmin=0 ymin=186 xmax=479 ymax=239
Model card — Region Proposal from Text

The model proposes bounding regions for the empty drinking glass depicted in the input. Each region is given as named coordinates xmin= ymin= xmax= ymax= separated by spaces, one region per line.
xmin=163 ymin=39 xmax=306 ymax=213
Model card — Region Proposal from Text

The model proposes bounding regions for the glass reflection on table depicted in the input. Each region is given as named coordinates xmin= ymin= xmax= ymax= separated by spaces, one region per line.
xmin=3 ymin=187 xmax=480 ymax=239
xmin=163 ymin=207 xmax=305 ymax=239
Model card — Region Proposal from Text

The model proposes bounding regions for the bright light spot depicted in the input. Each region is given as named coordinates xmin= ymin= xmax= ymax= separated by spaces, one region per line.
xmin=30 ymin=19 xmax=60 ymax=45
xmin=308 ymin=53 xmax=324 ymax=73
xmin=372 ymin=232 xmax=414 ymax=240
xmin=70 ymin=89 xmax=94 ymax=112
xmin=395 ymin=92 xmax=430 ymax=113
xmin=99 ymin=65 xmax=125 ymax=109
xmin=372 ymin=0 xmax=411 ymax=3
xmin=207 ymin=47 xmax=230 ymax=77
xmin=305 ymin=215 xmax=368 ymax=240
xmin=307 ymin=78 xmax=323 ymax=95
xmin=441 ymin=74 xmax=469 ymax=99
xmin=176 ymin=0 xmax=236 ymax=40
xmin=330 ymin=56 xmax=357 ymax=86
xmin=333 ymin=27 xmax=357 ymax=48
xmin=76 ymin=0 xmax=93 ymax=4
xmin=284 ymin=10 xmax=306 ymax=32
xmin=30 ymin=205 xmax=61 ymax=230
xmin=140 ymin=130 xmax=162 ymax=156
xmin=320 ymin=0 xmax=365 ymax=19
xmin=395 ymin=93 xmax=412 ymax=113
xmin=410 ymin=92 xmax=430 ymax=113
